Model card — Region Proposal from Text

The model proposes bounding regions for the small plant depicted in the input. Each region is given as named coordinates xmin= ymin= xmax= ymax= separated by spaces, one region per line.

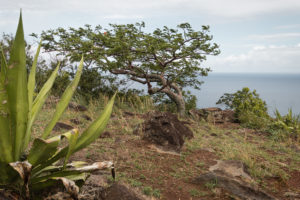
xmin=142 ymin=186 xmax=153 ymax=196
xmin=189 ymin=188 xmax=206 ymax=197
xmin=129 ymin=179 xmax=142 ymax=187
xmin=0 ymin=13 xmax=115 ymax=199
xmin=205 ymin=179 xmax=218 ymax=190
xmin=217 ymin=87 xmax=269 ymax=128
xmin=269 ymin=109 xmax=300 ymax=140
xmin=152 ymin=189 xmax=161 ymax=198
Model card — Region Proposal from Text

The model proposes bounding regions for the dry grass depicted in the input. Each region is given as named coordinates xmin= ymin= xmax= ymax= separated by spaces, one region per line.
xmin=31 ymin=95 xmax=300 ymax=200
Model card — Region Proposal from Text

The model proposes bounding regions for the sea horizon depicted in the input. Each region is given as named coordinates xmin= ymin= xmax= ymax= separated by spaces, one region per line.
xmin=192 ymin=72 xmax=300 ymax=116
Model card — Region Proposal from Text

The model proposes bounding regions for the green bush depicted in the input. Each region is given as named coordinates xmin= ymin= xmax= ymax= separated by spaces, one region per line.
xmin=268 ymin=109 xmax=300 ymax=141
xmin=217 ymin=87 xmax=269 ymax=128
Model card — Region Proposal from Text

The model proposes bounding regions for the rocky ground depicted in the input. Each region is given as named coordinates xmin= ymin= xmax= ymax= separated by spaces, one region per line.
xmin=3 ymin=101 xmax=299 ymax=200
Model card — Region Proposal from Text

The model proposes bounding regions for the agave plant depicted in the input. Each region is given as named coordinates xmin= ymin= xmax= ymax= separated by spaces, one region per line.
xmin=0 ymin=13 xmax=115 ymax=199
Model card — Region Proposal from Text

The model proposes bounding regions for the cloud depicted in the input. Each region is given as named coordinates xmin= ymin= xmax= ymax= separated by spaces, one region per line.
xmin=1 ymin=0 xmax=300 ymax=20
xmin=208 ymin=44 xmax=300 ymax=73
xmin=275 ymin=24 xmax=300 ymax=30
xmin=249 ymin=33 xmax=300 ymax=40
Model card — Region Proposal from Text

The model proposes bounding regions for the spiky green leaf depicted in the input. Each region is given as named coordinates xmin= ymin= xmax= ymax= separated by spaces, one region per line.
xmin=28 ymin=41 xmax=41 ymax=110
xmin=42 ymin=57 xmax=84 ymax=139
xmin=0 ymin=46 xmax=13 ymax=163
xmin=6 ymin=13 xmax=28 ymax=160
xmin=24 ymin=63 xmax=59 ymax=147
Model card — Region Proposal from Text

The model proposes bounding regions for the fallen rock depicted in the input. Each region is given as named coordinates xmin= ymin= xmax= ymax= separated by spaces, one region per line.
xmin=189 ymin=108 xmax=236 ymax=123
xmin=209 ymin=160 xmax=252 ymax=182
xmin=284 ymin=191 xmax=300 ymax=198
xmin=68 ymin=102 xmax=88 ymax=112
xmin=82 ymin=114 xmax=92 ymax=121
xmin=192 ymin=160 xmax=277 ymax=200
xmin=138 ymin=111 xmax=194 ymax=152
xmin=53 ymin=122 xmax=74 ymax=131
xmin=70 ymin=118 xmax=81 ymax=125
xmin=100 ymin=131 xmax=112 ymax=138
xmin=98 ymin=183 xmax=144 ymax=200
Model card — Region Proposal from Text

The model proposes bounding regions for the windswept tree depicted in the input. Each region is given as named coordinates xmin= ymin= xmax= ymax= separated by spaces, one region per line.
xmin=40 ymin=22 xmax=220 ymax=115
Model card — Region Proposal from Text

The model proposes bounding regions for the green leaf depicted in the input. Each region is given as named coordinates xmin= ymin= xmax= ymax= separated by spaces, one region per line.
xmin=30 ymin=172 xmax=88 ymax=191
xmin=6 ymin=13 xmax=28 ymax=160
xmin=63 ymin=129 xmax=79 ymax=169
xmin=74 ymin=92 xmax=116 ymax=151
xmin=24 ymin=63 xmax=60 ymax=148
xmin=28 ymin=41 xmax=41 ymax=110
xmin=32 ymin=93 xmax=116 ymax=174
xmin=0 ymin=46 xmax=13 ymax=163
xmin=27 ymin=138 xmax=60 ymax=167
xmin=28 ymin=129 xmax=76 ymax=167
xmin=0 ymin=162 xmax=18 ymax=185
xmin=42 ymin=57 xmax=84 ymax=139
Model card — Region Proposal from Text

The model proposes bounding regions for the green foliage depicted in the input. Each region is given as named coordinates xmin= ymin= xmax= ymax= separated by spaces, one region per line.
xmin=0 ymin=14 xmax=115 ymax=198
xmin=268 ymin=109 xmax=300 ymax=140
xmin=217 ymin=87 xmax=269 ymax=128
xmin=39 ymin=22 xmax=220 ymax=114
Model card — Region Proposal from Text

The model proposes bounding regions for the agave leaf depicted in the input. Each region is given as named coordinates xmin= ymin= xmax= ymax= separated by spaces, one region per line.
xmin=30 ymin=173 xmax=88 ymax=192
xmin=55 ymin=177 xmax=79 ymax=199
xmin=9 ymin=161 xmax=32 ymax=198
xmin=23 ymin=63 xmax=60 ymax=148
xmin=0 ymin=162 xmax=19 ymax=185
xmin=74 ymin=92 xmax=116 ymax=151
xmin=6 ymin=13 xmax=28 ymax=160
xmin=74 ymin=161 xmax=113 ymax=172
xmin=28 ymin=129 xmax=77 ymax=167
xmin=31 ymin=170 xmax=83 ymax=185
xmin=42 ymin=57 xmax=84 ymax=139
xmin=63 ymin=129 xmax=79 ymax=169
xmin=28 ymin=41 xmax=41 ymax=110
xmin=0 ymin=46 xmax=13 ymax=163
xmin=27 ymin=138 xmax=60 ymax=167
xmin=32 ymin=94 xmax=116 ymax=174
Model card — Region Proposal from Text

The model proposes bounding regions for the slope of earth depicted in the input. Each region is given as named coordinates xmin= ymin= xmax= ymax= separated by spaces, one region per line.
xmin=31 ymin=100 xmax=300 ymax=200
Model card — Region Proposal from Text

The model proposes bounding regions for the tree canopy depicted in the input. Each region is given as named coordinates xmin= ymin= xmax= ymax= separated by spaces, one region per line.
xmin=39 ymin=22 xmax=220 ymax=115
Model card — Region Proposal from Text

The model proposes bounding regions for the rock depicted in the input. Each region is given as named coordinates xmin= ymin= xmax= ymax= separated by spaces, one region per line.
xmin=209 ymin=160 xmax=252 ymax=182
xmin=139 ymin=111 xmax=194 ymax=152
xmin=98 ymin=183 xmax=144 ymax=200
xmin=100 ymin=131 xmax=111 ymax=138
xmin=82 ymin=114 xmax=92 ymax=121
xmin=53 ymin=122 xmax=74 ymax=131
xmin=189 ymin=108 xmax=236 ymax=123
xmin=123 ymin=111 xmax=136 ymax=117
xmin=68 ymin=102 xmax=88 ymax=112
xmin=192 ymin=160 xmax=277 ymax=200
xmin=70 ymin=118 xmax=81 ymax=125
xmin=284 ymin=192 xmax=300 ymax=198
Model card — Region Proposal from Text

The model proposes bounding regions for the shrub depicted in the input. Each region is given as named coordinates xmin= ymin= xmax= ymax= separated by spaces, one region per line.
xmin=217 ymin=87 xmax=269 ymax=128
xmin=269 ymin=109 xmax=300 ymax=141
xmin=0 ymin=14 xmax=115 ymax=199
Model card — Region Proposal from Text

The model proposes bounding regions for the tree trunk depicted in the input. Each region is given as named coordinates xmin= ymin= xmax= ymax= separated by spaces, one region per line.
xmin=165 ymin=92 xmax=186 ymax=116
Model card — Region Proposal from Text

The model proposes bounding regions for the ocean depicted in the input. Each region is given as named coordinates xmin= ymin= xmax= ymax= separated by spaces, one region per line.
xmin=190 ymin=73 xmax=300 ymax=116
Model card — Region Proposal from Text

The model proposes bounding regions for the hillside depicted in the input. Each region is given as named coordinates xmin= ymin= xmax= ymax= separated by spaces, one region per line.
xmin=31 ymin=98 xmax=300 ymax=200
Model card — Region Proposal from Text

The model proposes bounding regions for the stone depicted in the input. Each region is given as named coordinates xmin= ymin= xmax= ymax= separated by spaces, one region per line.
xmin=53 ymin=122 xmax=74 ymax=131
xmin=284 ymin=192 xmax=300 ymax=198
xmin=82 ymin=114 xmax=92 ymax=121
xmin=68 ymin=102 xmax=88 ymax=112
xmin=209 ymin=160 xmax=252 ymax=182
xmin=100 ymin=131 xmax=111 ymax=138
xmin=70 ymin=118 xmax=81 ymax=125
xmin=98 ymin=183 xmax=144 ymax=200
xmin=139 ymin=111 xmax=193 ymax=152
xmin=189 ymin=108 xmax=236 ymax=123
xmin=192 ymin=160 xmax=277 ymax=200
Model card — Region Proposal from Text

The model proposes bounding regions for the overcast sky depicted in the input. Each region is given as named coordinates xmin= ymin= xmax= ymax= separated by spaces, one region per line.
xmin=1 ymin=0 xmax=300 ymax=73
